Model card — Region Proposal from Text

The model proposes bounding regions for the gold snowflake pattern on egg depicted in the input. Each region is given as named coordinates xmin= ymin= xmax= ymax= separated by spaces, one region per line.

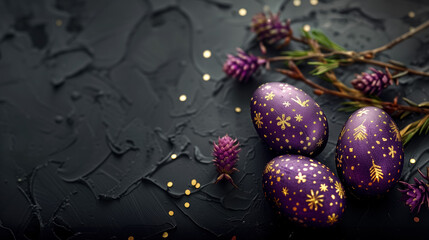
xmin=262 ymin=154 xmax=346 ymax=227
xmin=250 ymin=82 xmax=329 ymax=157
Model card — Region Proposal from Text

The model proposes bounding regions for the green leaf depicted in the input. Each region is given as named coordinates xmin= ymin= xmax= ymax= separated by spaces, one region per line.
xmin=419 ymin=117 xmax=429 ymax=135
xmin=309 ymin=29 xmax=345 ymax=51
xmin=400 ymin=111 xmax=412 ymax=120
xmin=392 ymin=71 xmax=408 ymax=79
xmin=418 ymin=101 xmax=429 ymax=108
xmin=311 ymin=65 xmax=335 ymax=75
xmin=403 ymin=97 xmax=418 ymax=107
xmin=308 ymin=61 xmax=339 ymax=75
xmin=283 ymin=50 xmax=311 ymax=57
xmin=402 ymin=130 xmax=416 ymax=146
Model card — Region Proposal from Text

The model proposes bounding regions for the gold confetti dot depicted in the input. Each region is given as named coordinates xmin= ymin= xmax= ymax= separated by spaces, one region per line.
xmin=167 ymin=181 xmax=173 ymax=188
xmin=195 ymin=183 xmax=201 ymax=189
xmin=414 ymin=216 xmax=420 ymax=223
xmin=185 ymin=189 xmax=191 ymax=195
xmin=184 ymin=202 xmax=190 ymax=208
xmin=128 ymin=236 xmax=134 ymax=240
xmin=179 ymin=94 xmax=187 ymax=102
xmin=310 ymin=0 xmax=318 ymax=5
xmin=303 ymin=24 xmax=311 ymax=32
xmin=410 ymin=158 xmax=416 ymax=164
xmin=203 ymin=50 xmax=212 ymax=58
xmin=408 ymin=11 xmax=415 ymax=18
xmin=238 ymin=8 xmax=247 ymax=16
xmin=263 ymin=5 xmax=270 ymax=12
xmin=235 ymin=107 xmax=242 ymax=113
xmin=168 ymin=211 xmax=174 ymax=216
xmin=191 ymin=179 xmax=197 ymax=186
xmin=171 ymin=154 xmax=177 ymax=159
xmin=293 ymin=0 xmax=301 ymax=6
xmin=162 ymin=232 xmax=169 ymax=238
xmin=55 ymin=19 xmax=63 ymax=26
xmin=203 ymin=74 xmax=210 ymax=81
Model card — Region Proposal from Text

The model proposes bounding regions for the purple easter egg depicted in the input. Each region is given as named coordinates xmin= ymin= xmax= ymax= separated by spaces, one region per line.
xmin=335 ymin=106 xmax=404 ymax=197
xmin=250 ymin=82 xmax=328 ymax=156
xmin=263 ymin=154 xmax=346 ymax=227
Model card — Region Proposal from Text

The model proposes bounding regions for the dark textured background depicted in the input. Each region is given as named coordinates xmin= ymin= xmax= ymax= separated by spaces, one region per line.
xmin=1 ymin=0 xmax=429 ymax=239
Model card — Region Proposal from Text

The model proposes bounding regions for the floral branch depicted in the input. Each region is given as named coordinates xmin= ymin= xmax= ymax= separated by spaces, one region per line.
xmin=278 ymin=61 xmax=429 ymax=115
xmin=224 ymin=11 xmax=429 ymax=145
xmin=267 ymin=52 xmax=429 ymax=78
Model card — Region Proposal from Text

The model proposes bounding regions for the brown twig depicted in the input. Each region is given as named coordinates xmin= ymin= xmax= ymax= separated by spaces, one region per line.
xmin=353 ymin=58 xmax=429 ymax=77
xmin=276 ymin=62 xmax=429 ymax=115
xmin=283 ymin=20 xmax=429 ymax=78
xmin=267 ymin=53 xmax=429 ymax=77
xmin=360 ymin=20 xmax=429 ymax=57
xmin=307 ymin=38 xmax=354 ymax=94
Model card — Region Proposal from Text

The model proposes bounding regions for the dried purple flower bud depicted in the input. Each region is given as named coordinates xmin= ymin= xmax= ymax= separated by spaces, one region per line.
xmin=212 ymin=134 xmax=241 ymax=188
xmin=223 ymin=48 xmax=266 ymax=82
xmin=251 ymin=12 xmax=292 ymax=46
xmin=351 ymin=67 xmax=393 ymax=96
xmin=398 ymin=169 xmax=429 ymax=213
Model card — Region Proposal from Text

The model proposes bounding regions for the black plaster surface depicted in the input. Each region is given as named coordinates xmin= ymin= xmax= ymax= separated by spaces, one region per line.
xmin=0 ymin=0 xmax=429 ymax=239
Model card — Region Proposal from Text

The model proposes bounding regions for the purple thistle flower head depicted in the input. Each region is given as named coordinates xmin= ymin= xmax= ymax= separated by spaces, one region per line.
xmin=213 ymin=134 xmax=241 ymax=188
xmin=223 ymin=48 xmax=266 ymax=83
xmin=398 ymin=169 xmax=429 ymax=213
xmin=351 ymin=67 xmax=393 ymax=96
xmin=251 ymin=11 xmax=292 ymax=46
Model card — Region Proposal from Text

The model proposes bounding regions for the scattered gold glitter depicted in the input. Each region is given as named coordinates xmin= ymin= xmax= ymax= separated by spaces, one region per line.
xmin=55 ymin=19 xmax=63 ymax=26
xmin=238 ymin=8 xmax=247 ymax=16
xmin=408 ymin=11 xmax=415 ymax=18
xmin=191 ymin=179 xmax=197 ymax=186
xmin=203 ymin=50 xmax=212 ymax=58
xmin=203 ymin=74 xmax=210 ymax=81
xmin=171 ymin=154 xmax=177 ymax=159
xmin=185 ymin=189 xmax=191 ymax=195
xmin=303 ymin=24 xmax=311 ymax=32
xmin=195 ymin=183 xmax=201 ymax=189
xmin=293 ymin=0 xmax=301 ymax=7
xmin=179 ymin=94 xmax=187 ymax=102
xmin=167 ymin=181 xmax=173 ymax=188
xmin=162 ymin=232 xmax=169 ymax=238
xmin=410 ymin=158 xmax=416 ymax=164
xmin=310 ymin=0 xmax=318 ymax=5
xmin=235 ymin=107 xmax=242 ymax=113
xmin=184 ymin=202 xmax=190 ymax=208
xmin=168 ymin=211 xmax=174 ymax=216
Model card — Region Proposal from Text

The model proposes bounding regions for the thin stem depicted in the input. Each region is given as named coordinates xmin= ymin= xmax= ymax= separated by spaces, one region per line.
xmin=285 ymin=20 xmax=429 ymax=77
xmin=354 ymin=58 xmax=429 ymax=77
xmin=267 ymin=52 xmax=338 ymax=62
xmin=361 ymin=20 xmax=429 ymax=56
xmin=267 ymin=54 xmax=429 ymax=77
xmin=276 ymin=68 xmax=429 ymax=114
